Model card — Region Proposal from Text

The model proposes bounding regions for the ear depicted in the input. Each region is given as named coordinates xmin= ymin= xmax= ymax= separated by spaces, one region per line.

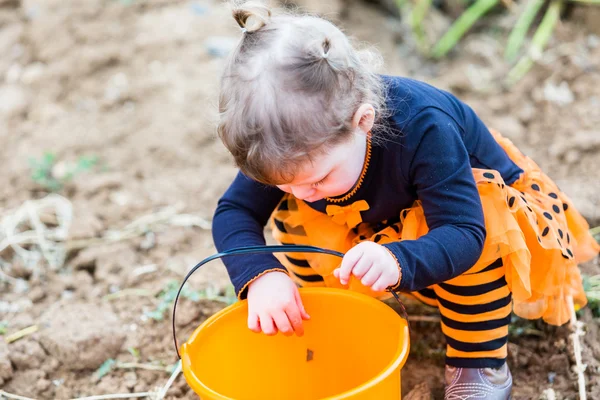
xmin=351 ymin=104 xmax=375 ymax=134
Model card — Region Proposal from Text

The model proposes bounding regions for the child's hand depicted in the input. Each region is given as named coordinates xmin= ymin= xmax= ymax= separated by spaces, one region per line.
xmin=247 ymin=271 xmax=310 ymax=337
xmin=333 ymin=242 xmax=400 ymax=292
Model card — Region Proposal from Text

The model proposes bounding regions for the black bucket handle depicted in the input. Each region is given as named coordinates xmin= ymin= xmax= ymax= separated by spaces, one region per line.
xmin=172 ymin=244 xmax=409 ymax=359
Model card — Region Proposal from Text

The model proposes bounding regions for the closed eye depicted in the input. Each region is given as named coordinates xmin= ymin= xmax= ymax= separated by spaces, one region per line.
xmin=312 ymin=176 xmax=328 ymax=187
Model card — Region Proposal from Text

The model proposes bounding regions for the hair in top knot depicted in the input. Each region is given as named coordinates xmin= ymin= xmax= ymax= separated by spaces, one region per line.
xmin=231 ymin=1 xmax=272 ymax=33
xmin=218 ymin=1 xmax=386 ymax=185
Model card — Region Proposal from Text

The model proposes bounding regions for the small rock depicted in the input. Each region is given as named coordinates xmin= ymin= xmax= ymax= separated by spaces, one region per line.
xmin=103 ymin=72 xmax=129 ymax=104
xmin=543 ymin=81 xmax=574 ymax=106
xmin=61 ymin=290 xmax=75 ymax=300
xmin=109 ymin=191 xmax=130 ymax=206
xmin=517 ymin=102 xmax=537 ymax=124
xmin=70 ymin=247 xmax=100 ymax=272
xmin=9 ymin=259 xmax=32 ymax=279
xmin=0 ymin=20 xmax=23 ymax=60
xmin=4 ymin=370 xmax=46 ymax=398
xmin=54 ymin=385 xmax=72 ymax=400
xmin=0 ymin=0 xmax=20 ymax=7
xmin=549 ymin=130 xmax=600 ymax=158
xmin=548 ymin=353 xmax=569 ymax=375
xmin=404 ymin=381 xmax=432 ymax=400
xmin=39 ymin=301 xmax=126 ymax=370
xmin=96 ymin=375 xmax=128 ymax=395
xmin=74 ymin=270 xmax=94 ymax=288
xmin=124 ymin=371 xmax=137 ymax=390
xmin=166 ymin=386 xmax=183 ymax=397
xmin=75 ymin=172 xmax=123 ymax=196
xmin=68 ymin=211 xmax=104 ymax=240
xmin=489 ymin=116 xmax=524 ymax=141
xmin=0 ymin=340 xmax=14 ymax=386
xmin=487 ymin=96 xmax=509 ymax=113
xmin=0 ymin=84 xmax=30 ymax=118
xmin=41 ymin=357 xmax=60 ymax=374
xmin=95 ymin=245 xmax=138 ymax=282
xmin=6 ymin=63 xmax=22 ymax=83
xmin=171 ymin=298 xmax=202 ymax=328
xmin=564 ymin=149 xmax=580 ymax=164
xmin=28 ymin=286 xmax=46 ymax=303
xmin=9 ymin=312 xmax=34 ymax=330
xmin=9 ymin=339 xmax=47 ymax=369
xmin=36 ymin=378 xmax=51 ymax=392
xmin=13 ymin=279 xmax=29 ymax=294
xmin=541 ymin=388 xmax=557 ymax=400
xmin=21 ymin=62 xmax=46 ymax=85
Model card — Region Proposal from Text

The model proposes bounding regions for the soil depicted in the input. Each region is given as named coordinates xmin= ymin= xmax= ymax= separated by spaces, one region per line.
xmin=0 ymin=0 xmax=599 ymax=399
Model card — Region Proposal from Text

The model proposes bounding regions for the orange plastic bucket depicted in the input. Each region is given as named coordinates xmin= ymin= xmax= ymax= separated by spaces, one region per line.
xmin=179 ymin=287 xmax=409 ymax=399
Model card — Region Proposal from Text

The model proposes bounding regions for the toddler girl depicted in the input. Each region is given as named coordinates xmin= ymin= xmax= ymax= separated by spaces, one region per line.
xmin=211 ymin=2 xmax=600 ymax=398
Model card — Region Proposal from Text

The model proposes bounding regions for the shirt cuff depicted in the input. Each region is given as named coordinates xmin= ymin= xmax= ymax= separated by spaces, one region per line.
xmin=236 ymin=267 xmax=289 ymax=300
xmin=382 ymin=245 xmax=403 ymax=291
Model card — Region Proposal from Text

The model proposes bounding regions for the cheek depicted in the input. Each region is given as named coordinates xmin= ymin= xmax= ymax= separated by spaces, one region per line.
xmin=277 ymin=185 xmax=292 ymax=193
xmin=320 ymin=175 xmax=356 ymax=196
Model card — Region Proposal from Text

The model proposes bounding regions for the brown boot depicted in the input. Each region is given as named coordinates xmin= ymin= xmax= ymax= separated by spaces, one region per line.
xmin=444 ymin=363 xmax=512 ymax=400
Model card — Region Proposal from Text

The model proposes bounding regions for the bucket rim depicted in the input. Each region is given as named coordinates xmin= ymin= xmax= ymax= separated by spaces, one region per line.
xmin=180 ymin=287 xmax=410 ymax=400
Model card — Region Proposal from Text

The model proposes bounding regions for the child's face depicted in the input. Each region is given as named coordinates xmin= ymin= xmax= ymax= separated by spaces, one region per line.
xmin=276 ymin=132 xmax=367 ymax=202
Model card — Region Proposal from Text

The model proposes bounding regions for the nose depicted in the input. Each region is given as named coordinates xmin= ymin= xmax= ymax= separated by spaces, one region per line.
xmin=291 ymin=185 xmax=316 ymax=200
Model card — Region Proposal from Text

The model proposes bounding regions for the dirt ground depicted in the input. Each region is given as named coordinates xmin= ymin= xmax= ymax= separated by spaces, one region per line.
xmin=0 ymin=0 xmax=599 ymax=399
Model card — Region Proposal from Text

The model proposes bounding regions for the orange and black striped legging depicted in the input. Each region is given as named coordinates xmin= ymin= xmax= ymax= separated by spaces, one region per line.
xmin=282 ymin=253 xmax=511 ymax=369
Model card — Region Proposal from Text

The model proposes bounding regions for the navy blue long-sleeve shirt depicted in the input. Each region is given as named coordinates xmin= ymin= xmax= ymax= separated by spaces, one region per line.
xmin=212 ymin=75 xmax=524 ymax=298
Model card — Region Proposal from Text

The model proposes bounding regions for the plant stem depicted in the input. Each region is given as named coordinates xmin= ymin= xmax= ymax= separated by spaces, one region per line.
xmin=5 ymin=325 xmax=39 ymax=344
xmin=432 ymin=0 xmax=499 ymax=58
xmin=411 ymin=0 xmax=434 ymax=54
xmin=505 ymin=0 xmax=546 ymax=62
xmin=506 ymin=0 xmax=563 ymax=85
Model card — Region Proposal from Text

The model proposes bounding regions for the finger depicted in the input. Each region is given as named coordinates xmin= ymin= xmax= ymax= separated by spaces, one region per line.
xmin=294 ymin=288 xmax=311 ymax=320
xmin=333 ymin=268 xmax=340 ymax=279
xmin=285 ymin=301 xmax=304 ymax=336
xmin=361 ymin=265 xmax=382 ymax=287
xmin=259 ymin=313 xmax=277 ymax=336
xmin=272 ymin=310 xmax=293 ymax=336
xmin=351 ymin=255 xmax=374 ymax=280
xmin=248 ymin=312 xmax=261 ymax=333
xmin=339 ymin=247 xmax=363 ymax=284
xmin=372 ymin=272 xmax=394 ymax=292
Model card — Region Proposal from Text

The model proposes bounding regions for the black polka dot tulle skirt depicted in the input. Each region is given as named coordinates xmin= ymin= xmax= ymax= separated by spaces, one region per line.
xmin=269 ymin=130 xmax=599 ymax=326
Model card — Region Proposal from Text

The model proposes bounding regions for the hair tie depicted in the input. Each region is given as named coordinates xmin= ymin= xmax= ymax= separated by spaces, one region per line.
xmin=322 ymin=52 xmax=329 ymax=59
xmin=241 ymin=27 xmax=247 ymax=33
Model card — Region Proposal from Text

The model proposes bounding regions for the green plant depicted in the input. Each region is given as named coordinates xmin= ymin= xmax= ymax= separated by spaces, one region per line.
xmin=128 ymin=347 xmax=141 ymax=359
xmin=583 ymin=274 xmax=600 ymax=318
xmin=396 ymin=0 xmax=599 ymax=84
xmin=432 ymin=0 xmax=500 ymax=59
xmin=95 ymin=359 xmax=116 ymax=381
xmin=29 ymin=152 xmax=99 ymax=192
xmin=145 ymin=280 xmax=237 ymax=321
xmin=508 ymin=315 xmax=544 ymax=338
xmin=0 ymin=321 xmax=7 ymax=335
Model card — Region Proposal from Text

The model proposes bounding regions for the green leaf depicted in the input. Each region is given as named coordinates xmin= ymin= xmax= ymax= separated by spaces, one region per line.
xmin=505 ymin=0 xmax=545 ymax=62
xmin=95 ymin=359 xmax=116 ymax=380
xmin=128 ymin=347 xmax=140 ymax=359
xmin=506 ymin=0 xmax=564 ymax=85
xmin=145 ymin=309 xmax=166 ymax=321
xmin=432 ymin=0 xmax=500 ymax=59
